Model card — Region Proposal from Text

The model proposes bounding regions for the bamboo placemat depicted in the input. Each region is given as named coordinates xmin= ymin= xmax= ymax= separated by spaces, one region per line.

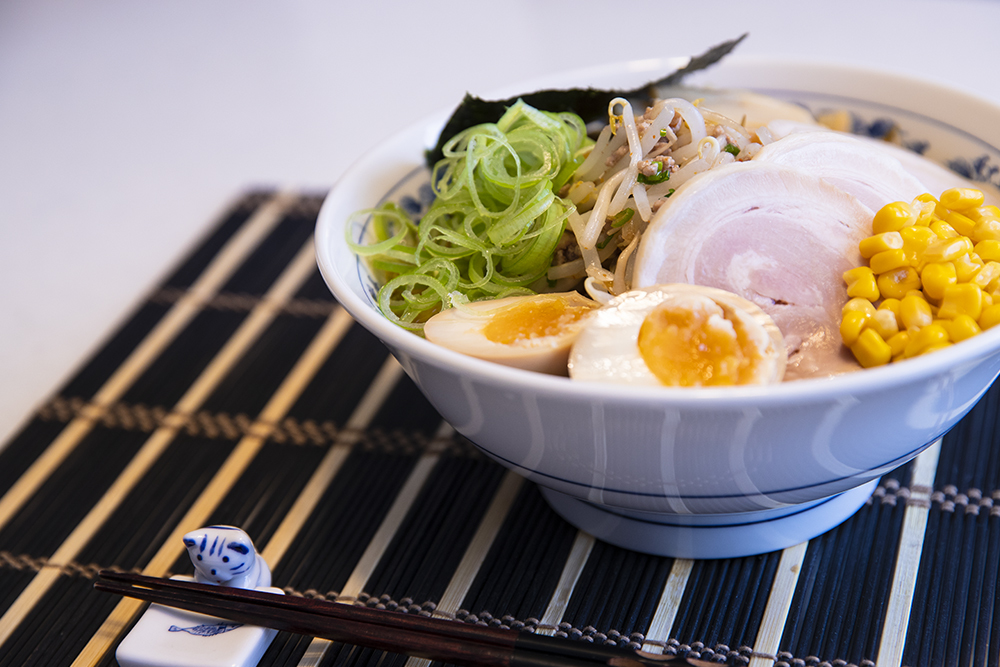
xmin=1 ymin=190 xmax=998 ymax=667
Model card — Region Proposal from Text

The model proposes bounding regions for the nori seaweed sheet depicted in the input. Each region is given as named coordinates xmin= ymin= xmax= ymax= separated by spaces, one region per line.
xmin=425 ymin=34 xmax=748 ymax=168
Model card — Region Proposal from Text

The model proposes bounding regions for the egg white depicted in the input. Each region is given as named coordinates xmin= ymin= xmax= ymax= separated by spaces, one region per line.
xmin=568 ymin=284 xmax=786 ymax=386
xmin=423 ymin=292 xmax=598 ymax=375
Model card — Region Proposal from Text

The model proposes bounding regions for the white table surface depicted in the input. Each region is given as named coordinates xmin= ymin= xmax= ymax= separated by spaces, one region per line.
xmin=2 ymin=0 xmax=999 ymax=446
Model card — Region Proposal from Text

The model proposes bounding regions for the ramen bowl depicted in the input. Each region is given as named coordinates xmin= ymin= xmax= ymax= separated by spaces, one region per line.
xmin=315 ymin=57 xmax=1000 ymax=559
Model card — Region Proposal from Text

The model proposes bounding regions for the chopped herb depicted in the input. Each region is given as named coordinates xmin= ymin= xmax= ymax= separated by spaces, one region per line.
xmin=723 ymin=143 xmax=741 ymax=156
xmin=610 ymin=208 xmax=634 ymax=228
xmin=666 ymin=188 xmax=675 ymax=197
xmin=637 ymin=162 xmax=671 ymax=185
xmin=659 ymin=128 xmax=668 ymax=137
xmin=597 ymin=232 xmax=617 ymax=250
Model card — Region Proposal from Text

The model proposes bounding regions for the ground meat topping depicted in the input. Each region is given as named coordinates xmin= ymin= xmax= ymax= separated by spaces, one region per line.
xmin=552 ymin=231 xmax=582 ymax=266
xmin=637 ymin=156 xmax=676 ymax=176
xmin=607 ymin=143 xmax=629 ymax=166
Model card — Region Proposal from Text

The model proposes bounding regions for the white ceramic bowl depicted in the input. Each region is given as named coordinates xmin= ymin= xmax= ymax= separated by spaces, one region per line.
xmin=315 ymin=57 xmax=1000 ymax=559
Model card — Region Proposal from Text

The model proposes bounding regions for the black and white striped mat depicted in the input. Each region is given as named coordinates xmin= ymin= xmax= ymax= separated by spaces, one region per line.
xmin=1 ymin=191 xmax=998 ymax=667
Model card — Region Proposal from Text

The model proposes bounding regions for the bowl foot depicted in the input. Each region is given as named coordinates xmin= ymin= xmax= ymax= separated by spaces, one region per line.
xmin=539 ymin=479 xmax=878 ymax=559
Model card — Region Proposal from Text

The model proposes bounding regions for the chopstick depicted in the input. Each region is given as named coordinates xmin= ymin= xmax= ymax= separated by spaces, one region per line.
xmin=95 ymin=571 xmax=710 ymax=667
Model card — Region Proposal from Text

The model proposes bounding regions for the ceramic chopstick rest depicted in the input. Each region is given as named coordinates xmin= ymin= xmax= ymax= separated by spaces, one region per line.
xmin=183 ymin=525 xmax=272 ymax=589
xmin=116 ymin=526 xmax=282 ymax=667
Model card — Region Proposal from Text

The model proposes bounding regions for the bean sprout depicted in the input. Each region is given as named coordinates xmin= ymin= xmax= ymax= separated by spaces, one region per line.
xmin=551 ymin=95 xmax=760 ymax=297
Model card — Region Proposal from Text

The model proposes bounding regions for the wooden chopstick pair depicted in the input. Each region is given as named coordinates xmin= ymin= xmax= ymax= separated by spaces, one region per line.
xmin=95 ymin=571 xmax=712 ymax=667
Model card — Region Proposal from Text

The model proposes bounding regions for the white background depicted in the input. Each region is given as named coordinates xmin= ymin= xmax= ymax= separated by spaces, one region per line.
xmin=2 ymin=0 xmax=999 ymax=445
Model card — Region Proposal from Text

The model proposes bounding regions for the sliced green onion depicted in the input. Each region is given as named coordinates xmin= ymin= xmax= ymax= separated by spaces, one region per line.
xmin=610 ymin=208 xmax=634 ymax=228
xmin=351 ymin=101 xmax=591 ymax=332
xmin=345 ymin=204 xmax=415 ymax=257
xmin=637 ymin=162 xmax=670 ymax=185
xmin=596 ymin=233 xmax=617 ymax=250
xmin=723 ymin=143 xmax=741 ymax=156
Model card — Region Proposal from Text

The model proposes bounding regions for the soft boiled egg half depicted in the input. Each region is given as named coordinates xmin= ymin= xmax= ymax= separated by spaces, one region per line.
xmin=569 ymin=284 xmax=787 ymax=387
xmin=423 ymin=292 xmax=599 ymax=375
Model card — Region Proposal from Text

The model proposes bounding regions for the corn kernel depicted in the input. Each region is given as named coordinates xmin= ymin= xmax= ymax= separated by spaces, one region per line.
xmin=937 ymin=283 xmax=984 ymax=320
xmin=971 ymin=261 xmax=1000 ymax=290
xmin=887 ymin=330 xmax=910 ymax=358
xmin=840 ymin=310 xmax=871 ymax=346
xmin=842 ymin=189 xmax=993 ymax=369
xmin=945 ymin=211 xmax=977 ymax=237
xmin=923 ymin=236 xmax=974 ymax=264
xmin=980 ymin=304 xmax=1000 ymax=330
xmin=816 ymin=110 xmax=853 ymax=132
xmin=843 ymin=266 xmax=880 ymax=300
xmin=869 ymin=309 xmax=900 ymax=340
xmin=870 ymin=248 xmax=910 ymax=274
xmin=973 ymin=219 xmax=1000 ymax=243
xmin=873 ymin=201 xmax=917 ymax=234
xmin=921 ymin=262 xmax=958 ymax=300
xmin=919 ymin=342 xmax=953 ymax=356
xmin=859 ymin=232 xmax=904 ymax=259
xmin=878 ymin=297 xmax=901 ymax=312
xmin=968 ymin=205 xmax=1000 ymax=223
xmin=900 ymin=293 xmax=933 ymax=330
xmin=974 ymin=240 xmax=1000 ymax=262
xmin=878 ymin=267 xmax=921 ymax=299
xmin=900 ymin=226 xmax=937 ymax=267
xmin=878 ymin=298 xmax=902 ymax=323
xmin=904 ymin=323 xmax=950 ymax=357
xmin=913 ymin=195 xmax=947 ymax=224
xmin=940 ymin=187 xmax=985 ymax=211
xmin=842 ymin=297 xmax=877 ymax=318
xmin=930 ymin=220 xmax=959 ymax=239
xmin=954 ymin=253 xmax=983 ymax=282
xmin=850 ymin=328 xmax=892 ymax=368
xmin=943 ymin=314 xmax=982 ymax=342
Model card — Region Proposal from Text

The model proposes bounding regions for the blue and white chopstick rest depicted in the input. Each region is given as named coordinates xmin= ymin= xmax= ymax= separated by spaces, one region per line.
xmin=116 ymin=526 xmax=281 ymax=667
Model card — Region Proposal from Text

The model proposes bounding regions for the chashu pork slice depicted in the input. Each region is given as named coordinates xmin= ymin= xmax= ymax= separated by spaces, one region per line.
xmin=863 ymin=137 xmax=1000 ymax=206
xmin=632 ymin=161 xmax=872 ymax=381
xmin=752 ymin=130 xmax=927 ymax=212
xmin=762 ymin=122 xmax=1000 ymax=206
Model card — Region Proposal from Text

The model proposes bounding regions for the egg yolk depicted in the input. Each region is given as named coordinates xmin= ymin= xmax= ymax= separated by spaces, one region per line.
xmin=483 ymin=296 xmax=593 ymax=345
xmin=637 ymin=297 xmax=758 ymax=386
